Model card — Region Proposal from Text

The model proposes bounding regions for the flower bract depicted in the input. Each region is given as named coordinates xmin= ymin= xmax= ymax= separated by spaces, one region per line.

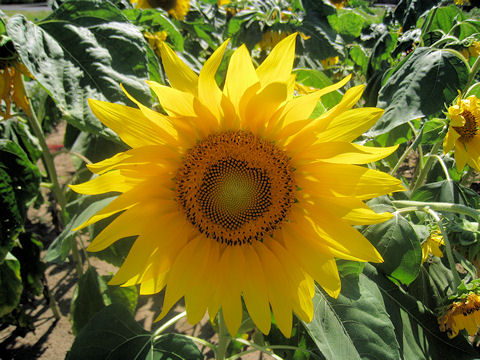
xmin=444 ymin=94 xmax=480 ymax=171
xmin=71 ymin=34 xmax=404 ymax=337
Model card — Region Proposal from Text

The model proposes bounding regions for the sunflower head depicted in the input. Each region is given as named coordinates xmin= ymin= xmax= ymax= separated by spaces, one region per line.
xmin=421 ymin=230 xmax=444 ymax=264
xmin=439 ymin=293 xmax=480 ymax=338
xmin=71 ymin=34 xmax=404 ymax=337
xmin=131 ymin=0 xmax=190 ymax=20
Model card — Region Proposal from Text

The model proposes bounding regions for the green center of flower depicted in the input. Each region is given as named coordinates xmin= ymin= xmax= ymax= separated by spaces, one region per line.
xmin=454 ymin=110 xmax=479 ymax=142
xmin=175 ymin=131 xmax=295 ymax=246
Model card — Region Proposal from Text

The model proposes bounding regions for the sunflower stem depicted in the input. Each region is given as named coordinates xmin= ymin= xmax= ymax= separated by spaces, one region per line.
xmin=460 ymin=166 xmax=475 ymax=186
xmin=466 ymin=54 xmax=480 ymax=91
xmin=411 ymin=141 xmax=442 ymax=192
xmin=425 ymin=208 xmax=462 ymax=288
xmin=392 ymin=200 xmax=480 ymax=220
xmin=215 ymin=310 xmax=231 ymax=360
xmin=152 ymin=311 xmax=187 ymax=337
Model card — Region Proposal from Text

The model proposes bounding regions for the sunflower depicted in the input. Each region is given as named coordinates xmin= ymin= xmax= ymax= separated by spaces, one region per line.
xmin=70 ymin=34 xmax=404 ymax=337
xmin=320 ymin=56 xmax=339 ymax=69
xmin=329 ymin=0 xmax=348 ymax=9
xmin=0 ymin=61 xmax=31 ymax=120
xmin=439 ymin=293 xmax=480 ymax=338
xmin=131 ymin=0 xmax=190 ymax=20
xmin=421 ymin=230 xmax=444 ymax=264
xmin=143 ymin=31 xmax=168 ymax=57
xmin=443 ymin=94 xmax=480 ymax=171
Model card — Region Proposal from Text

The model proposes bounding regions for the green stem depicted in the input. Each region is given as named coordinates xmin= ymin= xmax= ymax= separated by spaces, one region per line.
xmin=425 ymin=208 xmax=462 ymax=288
xmin=392 ymin=200 xmax=480 ymax=220
xmin=152 ymin=311 xmax=187 ymax=338
xmin=215 ymin=310 xmax=231 ymax=360
xmin=460 ymin=166 xmax=474 ymax=186
xmin=229 ymin=338 xmax=284 ymax=360
xmin=411 ymin=141 xmax=442 ymax=192
xmin=466 ymin=54 xmax=480 ymax=90
xmin=390 ymin=125 xmax=422 ymax=176
xmin=71 ymin=240 xmax=83 ymax=277
xmin=421 ymin=7 xmax=438 ymax=46
xmin=21 ymin=106 xmax=67 ymax=226
xmin=433 ymin=154 xmax=451 ymax=182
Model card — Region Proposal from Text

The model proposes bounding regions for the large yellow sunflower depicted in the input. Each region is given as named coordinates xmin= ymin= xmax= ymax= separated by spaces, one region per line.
xmin=131 ymin=0 xmax=190 ymax=20
xmin=70 ymin=34 xmax=404 ymax=337
xmin=443 ymin=94 xmax=480 ymax=171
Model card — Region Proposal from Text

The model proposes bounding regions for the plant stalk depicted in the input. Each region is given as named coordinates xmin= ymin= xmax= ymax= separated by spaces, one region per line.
xmin=392 ymin=200 xmax=480 ymax=220
xmin=215 ymin=310 xmax=231 ymax=360
xmin=425 ymin=208 xmax=462 ymax=288
xmin=411 ymin=141 xmax=442 ymax=192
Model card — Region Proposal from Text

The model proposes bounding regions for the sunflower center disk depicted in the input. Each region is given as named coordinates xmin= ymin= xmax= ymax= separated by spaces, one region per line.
xmin=176 ymin=131 xmax=295 ymax=246
xmin=454 ymin=110 xmax=479 ymax=142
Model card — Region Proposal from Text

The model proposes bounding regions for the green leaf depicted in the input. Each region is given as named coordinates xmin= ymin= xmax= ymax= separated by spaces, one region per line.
xmin=394 ymin=0 xmax=443 ymax=31
xmin=7 ymin=1 xmax=152 ymax=141
xmin=412 ymin=180 xmax=480 ymax=209
xmin=0 ymin=253 xmax=23 ymax=318
xmin=11 ymin=232 xmax=45 ymax=297
xmin=71 ymin=267 xmax=107 ymax=335
xmin=427 ymin=5 xmax=463 ymax=35
xmin=152 ymin=334 xmax=204 ymax=360
xmin=349 ymin=44 xmax=368 ymax=73
xmin=304 ymin=274 xmax=401 ymax=360
xmin=0 ymin=139 xmax=41 ymax=262
xmin=67 ymin=303 xmax=203 ymax=360
xmin=421 ymin=118 xmax=447 ymax=145
xmin=328 ymin=11 xmax=365 ymax=38
xmin=368 ymin=48 xmax=469 ymax=137
xmin=102 ymin=275 xmax=138 ymax=315
xmin=45 ymin=196 xmax=115 ymax=263
xmin=364 ymin=264 xmax=477 ymax=359
xmin=294 ymin=69 xmax=343 ymax=109
xmin=362 ymin=215 xmax=422 ymax=285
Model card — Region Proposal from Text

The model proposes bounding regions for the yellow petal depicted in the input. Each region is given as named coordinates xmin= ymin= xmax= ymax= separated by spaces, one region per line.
xmin=244 ymin=82 xmax=287 ymax=135
xmin=304 ymin=195 xmax=393 ymax=225
xmin=69 ymin=170 xmax=140 ymax=195
xmin=88 ymin=99 xmax=168 ymax=148
xmin=289 ymin=208 xmax=383 ymax=263
xmin=300 ymin=163 xmax=405 ymax=199
xmin=241 ymin=245 xmax=271 ymax=334
xmin=256 ymin=243 xmax=293 ymax=337
xmin=87 ymin=145 xmax=179 ymax=175
xmin=444 ymin=127 xmax=460 ymax=154
xmin=156 ymin=236 xmax=208 ymax=321
xmin=224 ymin=44 xmax=259 ymax=114
xmin=159 ymin=42 xmax=198 ymax=94
xmin=147 ymin=81 xmax=197 ymax=117
xmin=256 ymin=33 xmax=297 ymax=87
xmin=294 ymin=142 xmax=398 ymax=165
xmin=87 ymin=200 xmax=176 ymax=251
xmin=198 ymin=40 xmax=230 ymax=120
xmin=315 ymin=107 xmax=384 ymax=144
xmin=454 ymin=141 xmax=469 ymax=170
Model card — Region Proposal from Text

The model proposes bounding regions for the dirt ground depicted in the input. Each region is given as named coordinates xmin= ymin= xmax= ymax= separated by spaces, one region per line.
xmin=0 ymin=122 xmax=271 ymax=360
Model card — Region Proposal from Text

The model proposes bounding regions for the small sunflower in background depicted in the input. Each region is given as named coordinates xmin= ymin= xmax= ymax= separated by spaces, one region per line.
xmin=0 ymin=61 xmax=32 ymax=120
xmin=443 ymin=93 xmax=480 ymax=172
xmin=421 ymin=230 xmax=445 ymax=264
xmin=131 ymin=0 xmax=190 ymax=20
xmin=71 ymin=34 xmax=404 ymax=337
xmin=439 ymin=292 xmax=480 ymax=338
xmin=329 ymin=0 xmax=348 ymax=9
xmin=143 ymin=31 xmax=168 ymax=57
xmin=320 ymin=56 xmax=340 ymax=69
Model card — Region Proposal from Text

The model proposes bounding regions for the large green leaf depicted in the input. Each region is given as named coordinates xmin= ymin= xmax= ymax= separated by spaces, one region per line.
xmin=363 ymin=264 xmax=477 ymax=360
xmin=304 ymin=273 xmax=401 ymax=360
xmin=0 ymin=140 xmax=41 ymax=263
xmin=368 ymin=48 xmax=469 ymax=138
xmin=362 ymin=215 xmax=422 ymax=285
xmin=6 ymin=1 xmax=152 ymax=141
xmin=45 ymin=196 xmax=115 ymax=263
xmin=71 ymin=267 xmax=107 ymax=335
xmin=412 ymin=180 xmax=480 ymax=209
xmin=67 ymin=304 xmax=203 ymax=360
xmin=0 ymin=253 xmax=22 ymax=318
